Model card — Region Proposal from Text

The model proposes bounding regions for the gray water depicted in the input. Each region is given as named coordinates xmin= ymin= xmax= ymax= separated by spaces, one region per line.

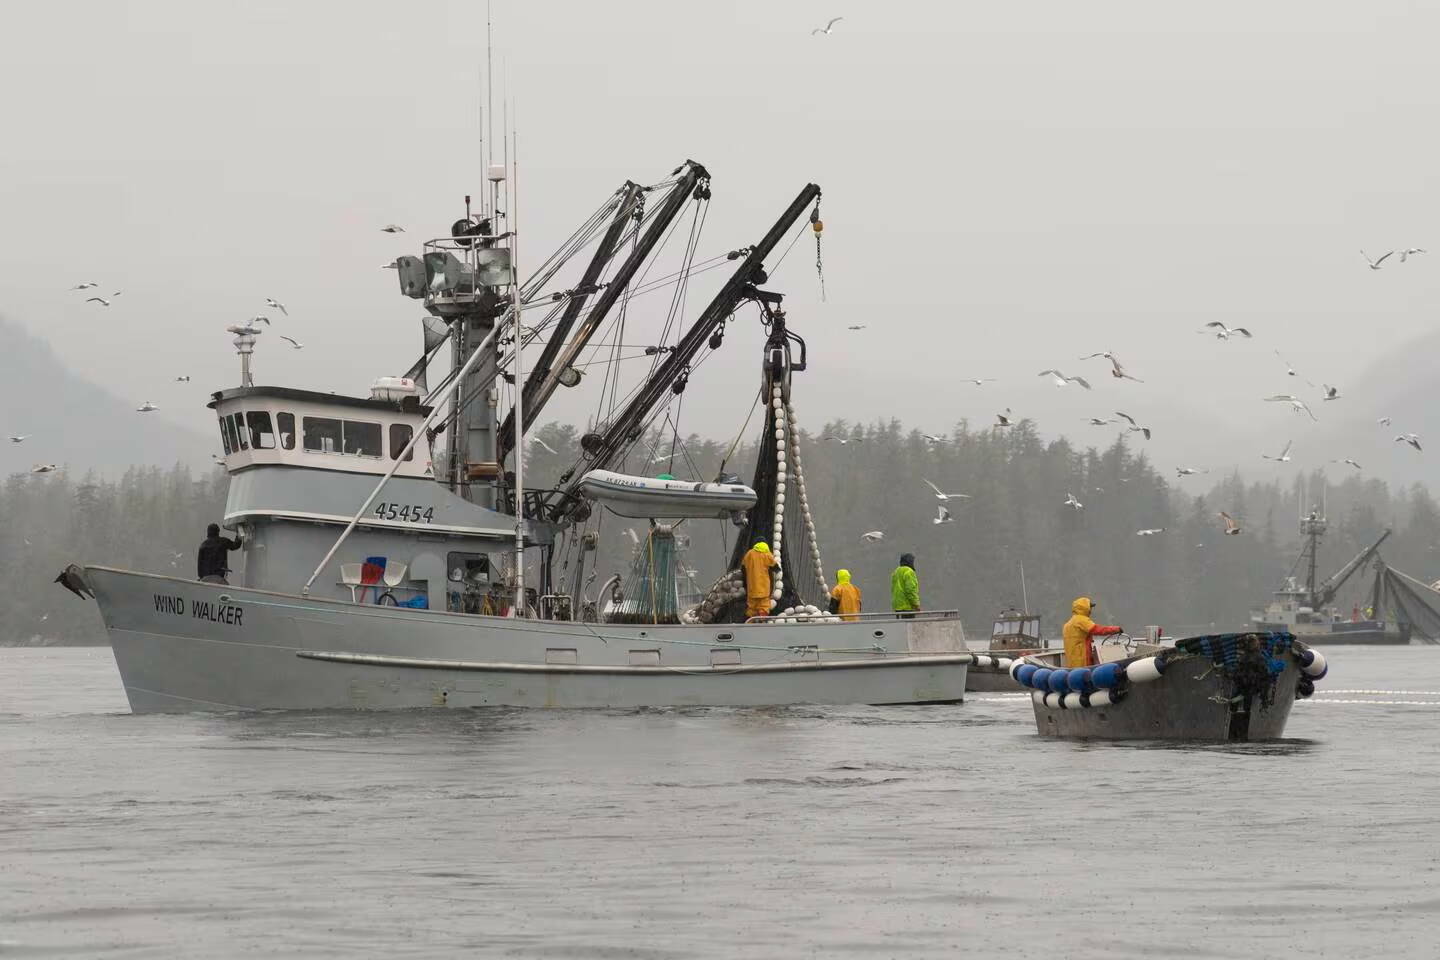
xmin=3 ymin=647 xmax=1439 ymax=958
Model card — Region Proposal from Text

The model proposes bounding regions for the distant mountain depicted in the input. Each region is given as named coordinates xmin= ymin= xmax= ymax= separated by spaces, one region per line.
xmin=0 ymin=315 xmax=212 ymax=478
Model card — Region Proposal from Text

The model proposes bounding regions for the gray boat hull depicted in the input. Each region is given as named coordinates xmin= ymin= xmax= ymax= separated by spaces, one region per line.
xmin=1030 ymin=654 xmax=1301 ymax=741
xmin=86 ymin=566 xmax=970 ymax=712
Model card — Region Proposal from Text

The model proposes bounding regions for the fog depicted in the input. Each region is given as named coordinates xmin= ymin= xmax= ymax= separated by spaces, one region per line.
xmin=2 ymin=1 xmax=1437 ymax=486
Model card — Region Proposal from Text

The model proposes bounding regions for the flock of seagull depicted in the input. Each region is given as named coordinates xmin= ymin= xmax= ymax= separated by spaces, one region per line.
xmin=839 ymin=246 xmax=1428 ymax=545
xmin=23 ymin=211 xmax=1432 ymax=551
xmin=13 ymin=287 xmax=312 ymax=474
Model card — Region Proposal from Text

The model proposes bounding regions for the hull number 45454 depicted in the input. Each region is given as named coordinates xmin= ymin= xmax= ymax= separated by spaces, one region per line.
xmin=374 ymin=502 xmax=435 ymax=524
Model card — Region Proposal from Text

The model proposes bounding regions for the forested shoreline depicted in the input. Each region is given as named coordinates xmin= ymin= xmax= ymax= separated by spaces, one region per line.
xmin=5 ymin=418 xmax=1438 ymax=645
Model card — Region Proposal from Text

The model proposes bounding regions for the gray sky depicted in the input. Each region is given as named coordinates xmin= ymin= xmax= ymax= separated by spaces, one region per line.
xmin=2 ymin=1 xmax=1438 ymax=486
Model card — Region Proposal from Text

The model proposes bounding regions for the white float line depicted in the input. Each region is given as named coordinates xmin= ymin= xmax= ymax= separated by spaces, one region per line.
xmin=1316 ymin=689 xmax=1440 ymax=696
xmin=1299 ymin=699 xmax=1440 ymax=706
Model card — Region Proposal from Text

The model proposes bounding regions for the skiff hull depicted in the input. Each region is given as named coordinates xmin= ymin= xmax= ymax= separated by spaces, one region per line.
xmin=84 ymin=566 xmax=970 ymax=712
xmin=1029 ymin=656 xmax=1301 ymax=741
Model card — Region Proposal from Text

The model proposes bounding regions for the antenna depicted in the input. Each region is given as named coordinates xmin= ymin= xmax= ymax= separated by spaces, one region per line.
xmin=1019 ymin=560 xmax=1029 ymax=612
xmin=486 ymin=0 xmax=494 ymax=170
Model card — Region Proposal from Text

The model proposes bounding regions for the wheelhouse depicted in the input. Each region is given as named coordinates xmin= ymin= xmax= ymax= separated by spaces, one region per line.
xmin=208 ymin=386 xmax=433 ymax=479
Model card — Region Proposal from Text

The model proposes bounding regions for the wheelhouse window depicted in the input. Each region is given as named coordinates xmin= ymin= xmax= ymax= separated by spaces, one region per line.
xmin=303 ymin=416 xmax=342 ymax=454
xmin=344 ymin=420 xmax=382 ymax=458
xmin=302 ymin=416 xmax=382 ymax=457
xmin=247 ymin=411 xmax=276 ymax=450
xmin=230 ymin=413 xmax=249 ymax=450
xmin=277 ymin=412 xmax=296 ymax=450
xmin=389 ymin=423 xmax=414 ymax=461
xmin=219 ymin=415 xmax=235 ymax=455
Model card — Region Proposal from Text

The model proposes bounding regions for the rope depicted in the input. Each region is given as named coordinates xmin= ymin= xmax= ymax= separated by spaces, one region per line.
xmin=785 ymin=400 xmax=829 ymax=596
xmin=719 ymin=385 xmax=764 ymax=474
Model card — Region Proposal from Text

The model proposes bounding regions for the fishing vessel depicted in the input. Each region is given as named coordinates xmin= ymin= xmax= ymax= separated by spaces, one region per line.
xmin=964 ymin=608 xmax=1061 ymax=692
xmin=1249 ymin=510 xmax=1409 ymax=645
xmin=63 ymin=160 xmax=971 ymax=712
xmin=1009 ymin=631 xmax=1328 ymax=741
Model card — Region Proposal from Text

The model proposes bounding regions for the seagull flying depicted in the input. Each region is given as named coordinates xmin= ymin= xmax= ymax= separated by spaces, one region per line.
xmin=1395 ymin=434 xmax=1423 ymax=452
xmin=861 ymin=530 xmax=886 ymax=543
xmin=1378 ymin=416 xmax=1392 ymax=427
xmin=1399 ymin=248 xmax=1427 ymax=262
xmin=31 ymin=464 xmax=59 ymax=474
xmin=70 ymin=281 xmax=99 ymax=290
xmin=1337 ymin=458 xmax=1362 ymax=470
xmin=1264 ymin=395 xmax=1317 ymax=421
xmin=1219 ymin=511 xmax=1243 ymax=535
xmin=279 ymin=335 xmax=304 ymax=349
xmin=174 ymin=376 xmax=190 ymax=382
xmin=1136 ymin=528 xmax=1165 ymax=536
xmin=846 ymin=324 xmax=866 ymax=331
xmin=85 ymin=297 xmax=112 ymax=307
xmin=820 ymin=435 xmax=856 ymax=444
xmin=532 ymin=437 xmax=557 ymax=455
xmin=811 ymin=16 xmax=843 ymax=35
xmin=381 ymin=224 xmax=406 ymax=233
xmin=250 ymin=315 xmax=272 ymax=326
xmin=1064 ymin=492 xmax=1083 ymax=510
xmin=1176 ymin=466 xmax=1208 ymax=477
xmin=1114 ymin=411 xmax=1151 ymax=440
xmin=1081 ymin=351 xmax=1143 ymax=382
xmin=136 ymin=401 xmax=159 ymax=413
xmin=9 ymin=435 xmax=29 ymax=443
xmin=960 ymin=378 xmax=995 ymax=386
xmin=625 ymin=528 xmax=640 ymax=546
xmin=1039 ymin=369 xmax=1092 ymax=389
xmin=921 ymin=433 xmax=947 ymax=445
xmin=1274 ymin=350 xmax=1300 ymax=377
xmin=923 ymin=479 xmax=971 ymax=502
xmin=1084 ymin=417 xmax=1116 ymax=426
xmin=933 ymin=506 xmax=955 ymax=525
xmin=995 ymin=408 xmax=1015 ymax=428
xmin=1202 ymin=321 xmax=1253 ymax=340
xmin=265 ymin=298 xmax=288 ymax=315
xmin=1321 ymin=384 xmax=1341 ymax=401
xmin=1262 ymin=440 xmax=1294 ymax=463
xmin=1361 ymin=249 xmax=1394 ymax=270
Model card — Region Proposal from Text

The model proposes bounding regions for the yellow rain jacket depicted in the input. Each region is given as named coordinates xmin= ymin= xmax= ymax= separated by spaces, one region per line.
xmin=1062 ymin=597 xmax=1122 ymax=667
xmin=830 ymin=569 xmax=862 ymax=621
xmin=742 ymin=543 xmax=777 ymax=618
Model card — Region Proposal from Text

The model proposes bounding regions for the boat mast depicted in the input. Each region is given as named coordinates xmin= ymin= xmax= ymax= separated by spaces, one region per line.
xmin=1300 ymin=507 xmax=1326 ymax=607
xmin=508 ymin=108 xmax=525 ymax=616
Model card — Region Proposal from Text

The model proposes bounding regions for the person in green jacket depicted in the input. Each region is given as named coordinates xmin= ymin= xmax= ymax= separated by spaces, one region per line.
xmin=891 ymin=553 xmax=920 ymax=618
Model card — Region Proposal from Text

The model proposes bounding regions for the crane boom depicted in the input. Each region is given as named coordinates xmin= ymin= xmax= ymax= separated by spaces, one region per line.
xmin=1315 ymin=528 xmax=1391 ymax=608
xmin=551 ymin=182 xmax=822 ymax=522
xmin=498 ymin=163 xmax=706 ymax=461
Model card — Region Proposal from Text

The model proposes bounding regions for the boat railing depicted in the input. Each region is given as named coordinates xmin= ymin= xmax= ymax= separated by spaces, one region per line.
xmin=744 ymin=609 xmax=963 ymax=625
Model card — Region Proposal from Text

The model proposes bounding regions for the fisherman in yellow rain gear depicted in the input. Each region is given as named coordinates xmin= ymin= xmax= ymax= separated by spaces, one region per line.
xmin=829 ymin=569 xmax=862 ymax=621
xmin=742 ymin=541 xmax=778 ymax=619
xmin=1062 ymin=596 xmax=1123 ymax=667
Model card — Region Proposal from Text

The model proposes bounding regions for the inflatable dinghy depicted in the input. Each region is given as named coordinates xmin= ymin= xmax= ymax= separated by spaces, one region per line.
xmin=577 ymin=469 xmax=757 ymax=519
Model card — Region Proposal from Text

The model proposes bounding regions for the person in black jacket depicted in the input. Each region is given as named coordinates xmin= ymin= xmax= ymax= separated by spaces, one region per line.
xmin=197 ymin=523 xmax=241 ymax=583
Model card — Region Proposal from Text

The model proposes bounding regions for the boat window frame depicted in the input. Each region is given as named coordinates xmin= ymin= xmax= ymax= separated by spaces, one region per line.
xmin=219 ymin=415 xmax=235 ymax=455
xmin=342 ymin=419 xmax=383 ymax=458
xmin=276 ymin=412 xmax=296 ymax=450
xmin=246 ymin=411 xmax=276 ymax=450
xmin=302 ymin=415 xmax=343 ymax=454
xmin=389 ymin=423 xmax=414 ymax=462
xmin=231 ymin=413 xmax=249 ymax=450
